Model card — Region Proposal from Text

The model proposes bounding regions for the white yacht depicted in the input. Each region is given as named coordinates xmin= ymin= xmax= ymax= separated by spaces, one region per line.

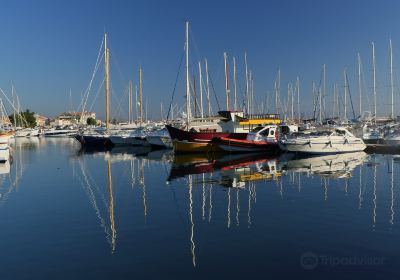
xmin=280 ymin=127 xmax=366 ymax=154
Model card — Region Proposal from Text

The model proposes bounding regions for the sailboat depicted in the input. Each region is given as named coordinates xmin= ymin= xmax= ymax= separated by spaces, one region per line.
xmin=166 ymin=22 xmax=280 ymax=153
xmin=75 ymin=33 xmax=113 ymax=148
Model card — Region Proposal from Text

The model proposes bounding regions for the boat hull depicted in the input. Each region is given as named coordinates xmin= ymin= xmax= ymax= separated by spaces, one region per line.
xmin=109 ymin=135 xmax=150 ymax=146
xmin=217 ymin=137 xmax=280 ymax=153
xmin=75 ymin=134 xmax=113 ymax=147
xmin=172 ymin=140 xmax=221 ymax=153
xmin=166 ymin=125 xmax=247 ymax=143
xmin=0 ymin=144 xmax=10 ymax=162
xmin=280 ymin=139 xmax=366 ymax=154
xmin=146 ymin=135 xmax=173 ymax=149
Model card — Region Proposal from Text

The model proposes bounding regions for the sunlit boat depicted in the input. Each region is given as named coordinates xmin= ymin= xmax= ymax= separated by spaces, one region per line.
xmin=280 ymin=127 xmax=366 ymax=154
xmin=217 ymin=124 xmax=279 ymax=153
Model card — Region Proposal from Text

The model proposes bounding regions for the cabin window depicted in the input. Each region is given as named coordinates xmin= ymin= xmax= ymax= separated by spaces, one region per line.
xmin=270 ymin=130 xmax=275 ymax=136
xmin=260 ymin=128 xmax=270 ymax=136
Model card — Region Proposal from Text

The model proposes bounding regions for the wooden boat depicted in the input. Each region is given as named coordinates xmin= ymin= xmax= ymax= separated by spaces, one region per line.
xmin=216 ymin=125 xmax=279 ymax=153
xmin=172 ymin=140 xmax=221 ymax=153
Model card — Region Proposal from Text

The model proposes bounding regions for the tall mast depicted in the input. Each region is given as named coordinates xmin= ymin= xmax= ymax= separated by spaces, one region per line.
xmin=291 ymin=83 xmax=294 ymax=120
xmin=343 ymin=69 xmax=346 ymax=120
xmin=139 ymin=67 xmax=143 ymax=126
xmin=244 ymin=52 xmax=249 ymax=114
xmin=372 ymin=41 xmax=377 ymax=121
xmin=104 ymin=33 xmax=110 ymax=130
xmin=276 ymin=69 xmax=281 ymax=115
xmin=249 ymin=71 xmax=252 ymax=115
xmin=193 ymin=75 xmax=197 ymax=117
xmin=129 ymin=80 xmax=132 ymax=123
xmin=390 ymin=39 xmax=394 ymax=119
xmin=224 ymin=52 xmax=230 ymax=110
xmin=185 ymin=21 xmax=191 ymax=127
xmin=323 ymin=64 xmax=326 ymax=121
xmin=319 ymin=84 xmax=322 ymax=123
xmin=357 ymin=53 xmax=362 ymax=117
xmin=135 ymin=85 xmax=138 ymax=121
xmin=233 ymin=56 xmax=237 ymax=111
xmin=297 ymin=77 xmax=300 ymax=121
xmin=205 ymin=58 xmax=211 ymax=116
xmin=198 ymin=61 xmax=204 ymax=118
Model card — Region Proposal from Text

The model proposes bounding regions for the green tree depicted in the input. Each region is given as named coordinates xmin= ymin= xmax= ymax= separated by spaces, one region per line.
xmin=86 ymin=117 xmax=97 ymax=126
xmin=9 ymin=109 xmax=37 ymax=128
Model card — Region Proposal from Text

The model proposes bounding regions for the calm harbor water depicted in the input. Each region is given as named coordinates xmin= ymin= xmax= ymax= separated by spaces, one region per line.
xmin=0 ymin=138 xmax=399 ymax=279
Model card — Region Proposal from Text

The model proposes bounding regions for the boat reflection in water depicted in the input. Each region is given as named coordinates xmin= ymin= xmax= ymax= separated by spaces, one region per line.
xmin=168 ymin=152 xmax=280 ymax=187
xmin=280 ymin=151 xmax=369 ymax=179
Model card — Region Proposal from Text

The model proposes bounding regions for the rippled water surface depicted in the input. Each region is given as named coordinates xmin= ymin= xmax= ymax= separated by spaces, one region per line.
xmin=0 ymin=138 xmax=399 ymax=279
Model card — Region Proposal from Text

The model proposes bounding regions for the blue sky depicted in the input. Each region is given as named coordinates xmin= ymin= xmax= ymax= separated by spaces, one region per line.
xmin=0 ymin=0 xmax=400 ymax=120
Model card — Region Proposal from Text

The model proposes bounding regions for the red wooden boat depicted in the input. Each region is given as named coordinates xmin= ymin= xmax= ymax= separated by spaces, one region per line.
xmin=216 ymin=137 xmax=279 ymax=153
xmin=165 ymin=125 xmax=247 ymax=143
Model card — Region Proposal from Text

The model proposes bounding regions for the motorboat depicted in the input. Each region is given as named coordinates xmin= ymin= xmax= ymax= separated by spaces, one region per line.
xmin=280 ymin=127 xmax=366 ymax=154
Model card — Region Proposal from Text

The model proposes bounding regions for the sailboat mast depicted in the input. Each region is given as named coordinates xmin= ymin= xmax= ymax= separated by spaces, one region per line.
xmin=198 ymin=61 xmax=204 ymax=118
xmin=233 ymin=56 xmax=237 ymax=111
xmin=344 ymin=68 xmax=347 ymax=120
xmin=104 ymin=33 xmax=110 ymax=130
xmin=372 ymin=41 xmax=377 ymax=121
xmin=390 ymin=39 xmax=394 ymax=119
xmin=135 ymin=85 xmax=138 ymax=121
xmin=245 ymin=52 xmax=249 ymax=114
xmin=358 ymin=53 xmax=362 ymax=117
xmin=205 ymin=58 xmax=211 ymax=117
xmin=185 ymin=21 xmax=191 ymax=128
xmin=297 ymin=77 xmax=300 ymax=122
xmin=139 ymin=67 xmax=143 ymax=126
xmin=129 ymin=80 xmax=132 ymax=123
xmin=323 ymin=64 xmax=326 ymax=121
xmin=224 ymin=52 xmax=230 ymax=110
xmin=193 ymin=75 xmax=197 ymax=117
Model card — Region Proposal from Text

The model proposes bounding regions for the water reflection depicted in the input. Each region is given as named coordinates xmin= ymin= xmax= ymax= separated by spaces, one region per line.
xmin=280 ymin=152 xmax=369 ymax=178
xmin=9 ymin=140 xmax=387 ymax=273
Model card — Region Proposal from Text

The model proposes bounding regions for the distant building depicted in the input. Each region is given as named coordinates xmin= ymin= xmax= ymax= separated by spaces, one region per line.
xmin=34 ymin=114 xmax=49 ymax=127
xmin=50 ymin=111 xmax=97 ymax=126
